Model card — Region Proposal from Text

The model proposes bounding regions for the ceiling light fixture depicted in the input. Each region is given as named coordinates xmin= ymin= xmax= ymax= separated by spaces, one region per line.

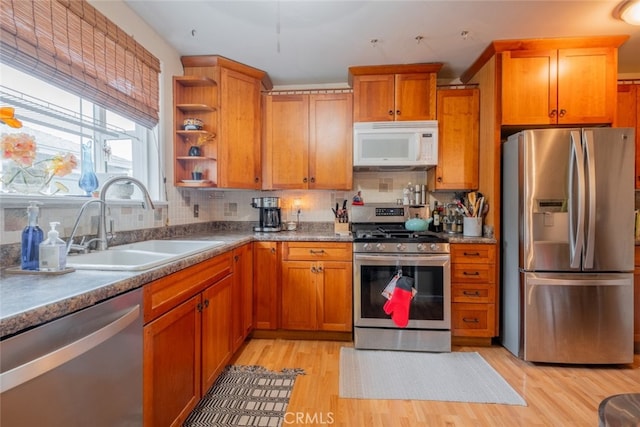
xmin=616 ymin=0 xmax=640 ymax=25
xmin=461 ymin=30 xmax=469 ymax=40
xmin=370 ymin=39 xmax=379 ymax=48
xmin=415 ymin=35 xmax=424 ymax=44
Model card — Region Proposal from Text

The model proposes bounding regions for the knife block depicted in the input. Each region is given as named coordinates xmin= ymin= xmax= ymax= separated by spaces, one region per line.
xmin=334 ymin=220 xmax=350 ymax=236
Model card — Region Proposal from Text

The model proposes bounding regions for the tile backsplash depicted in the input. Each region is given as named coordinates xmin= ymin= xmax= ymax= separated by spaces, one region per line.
xmin=0 ymin=170 xmax=461 ymax=247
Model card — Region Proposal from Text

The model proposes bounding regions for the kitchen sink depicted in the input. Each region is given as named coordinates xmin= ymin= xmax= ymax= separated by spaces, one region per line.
xmin=66 ymin=240 xmax=227 ymax=271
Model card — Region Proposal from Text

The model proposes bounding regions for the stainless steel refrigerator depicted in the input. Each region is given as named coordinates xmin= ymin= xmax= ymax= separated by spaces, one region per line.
xmin=502 ymin=128 xmax=635 ymax=364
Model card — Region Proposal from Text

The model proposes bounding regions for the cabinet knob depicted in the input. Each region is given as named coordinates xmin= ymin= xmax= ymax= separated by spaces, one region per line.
xmin=303 ymin=177 xmax=308 ymax=183
xmin=559 ymin=109 xmax=566 ymax=117
xmin=204 ymin=299 xmax=210 ymax=308
xmin=462 ymin=317 xmax=480 ymax=323
xmin=311 ymin=266 xmax=317 ymax=273
xmin=549 ymin=109 xmax=557 ymax=118
xmin=310 ymin=177 xmax=315 ymax=183
xmin=254 ymin=177 xmax=259 ymax=183
xmin=463 ymin=252 xmax=480 ymax=256
xmin=463 ymin=290 xmax=481 ymax=297
xmin=396 ymin=110 xmax=401 ymax=116
xmin=317 ymin=266 xmax=323 ymax=273
xmin=270 ymin=247 xmax=276 ymax=254
xmin=309 ymin=249 xmax=325 ymax=255
xmin=388 ymin=110 xmax=394 ymax=116
xmin=437 ymin=176 xmax=442 ymax=182
xmin=234 ymin=255 xmax=239 ymax=262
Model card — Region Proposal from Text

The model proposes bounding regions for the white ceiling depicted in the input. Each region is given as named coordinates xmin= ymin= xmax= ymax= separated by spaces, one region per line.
xmin=124 ymin=0 xmax=640 ymax=87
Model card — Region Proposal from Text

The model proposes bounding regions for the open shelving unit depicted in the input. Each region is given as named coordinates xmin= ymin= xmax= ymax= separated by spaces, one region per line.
xmin=173 ymin=75 xmax=218 ymax=188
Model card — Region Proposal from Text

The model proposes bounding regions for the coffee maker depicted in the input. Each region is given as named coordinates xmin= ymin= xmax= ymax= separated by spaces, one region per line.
xmin=251 ymin=197 xmax=282 ymax=232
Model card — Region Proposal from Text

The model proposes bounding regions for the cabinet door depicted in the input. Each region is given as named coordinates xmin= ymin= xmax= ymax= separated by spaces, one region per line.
xmin=281 ymin=261 xmax=317 ymax=330
xmin=253 ymin=242 xmax=280 ymax=330
xmin=616 ymin=84 xmax=640 ymax=188
xmin=219 ymin=68 xmax=262 ymax=189
xmin=395 ymin=73 xmax=437 ymax=121
xmin=317 ymin=261 xmax=353 ymax=331
xmin=557 ymin=47 xmax=616 ymax=125
xmin=435 ymin=88 xmax=479 ymax=190
xmin=352 ymin=74 xmax=395 ymax=122
xmin=144 ymin=295 xmax=201 ymax=427
xmin=635 ymin=246 xmax=640 ymax=352
xmin=502 ymin=50 xmax=557 ymax=125
xmin=263 ymin=94 xmax=309 ymax=189
xmin=201 ymin=274 xmax=233 ymax=392
xmin=232 ymin=243 xmax=253 ymax=352
xmin=308 ymin=93 xmax=353 ymax=190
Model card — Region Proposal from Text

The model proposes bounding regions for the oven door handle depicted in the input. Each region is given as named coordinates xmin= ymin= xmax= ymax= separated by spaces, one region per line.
xmin=354 ymin=254 xmax=450 ymax=264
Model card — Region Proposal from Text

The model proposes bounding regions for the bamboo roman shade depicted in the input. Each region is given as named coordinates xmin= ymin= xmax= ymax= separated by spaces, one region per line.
xmin=0 ymin=0 xmax=160 ymax=129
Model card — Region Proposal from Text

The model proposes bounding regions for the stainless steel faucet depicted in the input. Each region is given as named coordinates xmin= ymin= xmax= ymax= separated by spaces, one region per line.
xmin=96 ymin=176 xmax=155 ymax=251
xmin=66 ymin=199 xmax=105 ymax=254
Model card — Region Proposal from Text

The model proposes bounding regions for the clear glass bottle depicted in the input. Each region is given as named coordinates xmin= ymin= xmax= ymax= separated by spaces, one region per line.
xmin=78 ymin=140 xmax=99 ymax=196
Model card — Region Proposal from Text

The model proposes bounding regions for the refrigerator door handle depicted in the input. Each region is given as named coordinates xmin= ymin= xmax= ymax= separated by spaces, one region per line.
xmin=582 ymin=129 xmax=596 ymax=269
xmin=569 ymin=130 xmax=585 ymax=269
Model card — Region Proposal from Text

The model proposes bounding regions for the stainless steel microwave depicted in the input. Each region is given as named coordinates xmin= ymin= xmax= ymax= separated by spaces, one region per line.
xmin=353 ymin=121 xmax=438 ymax=170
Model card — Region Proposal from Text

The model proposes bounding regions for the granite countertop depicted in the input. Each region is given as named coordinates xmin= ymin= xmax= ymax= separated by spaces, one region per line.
xmin=0 ymin=230 xmax=494 ymax=339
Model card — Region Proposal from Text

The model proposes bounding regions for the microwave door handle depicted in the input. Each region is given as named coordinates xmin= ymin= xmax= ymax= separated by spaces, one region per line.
xmin=569 ymin=130 xmax=585 ymax=269
xmin=582 ymin=129 xmax=596 ymax=269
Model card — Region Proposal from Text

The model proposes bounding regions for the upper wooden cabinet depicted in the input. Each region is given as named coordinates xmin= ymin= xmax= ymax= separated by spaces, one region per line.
xmin=348 ymin=63 xmax=442 ymax=122
xmin=434 ymin=88 xmax=480 ymax=191
xmin=262 ymin=92 xmax=353 ymax=190
xmin=502 ymin=47 xmax=618 ymax=125
xmin=174 ymin=55 xmax=271 ymax=189
xmin=616 ymin=83 xmax=640 ymax=188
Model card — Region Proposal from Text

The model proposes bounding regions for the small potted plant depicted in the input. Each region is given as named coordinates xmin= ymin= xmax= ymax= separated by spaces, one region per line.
xmin=191 ymin=165 xmax=203 ymax=180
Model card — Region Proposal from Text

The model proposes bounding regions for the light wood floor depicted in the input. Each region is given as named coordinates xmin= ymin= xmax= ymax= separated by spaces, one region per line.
xmin=231 ymin=338 xmax=640 ymax=426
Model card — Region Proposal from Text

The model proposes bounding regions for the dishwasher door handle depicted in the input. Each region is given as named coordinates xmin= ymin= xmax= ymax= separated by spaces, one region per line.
xmin=0 ymin=304 xmax=140 ymax=393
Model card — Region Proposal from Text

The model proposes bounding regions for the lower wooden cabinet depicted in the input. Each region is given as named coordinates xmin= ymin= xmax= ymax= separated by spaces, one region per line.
xmin=142 ymin=253 xmax=233 ymax=427
xmin=253 ymin=241 xmax=280 ymax=330
xmin=281 ymin=242 xmax=353 ymax=332
xmin=450 ymin=243 xmax=497 ymax=338
xmin=232 ymin=243 xmax=254 ymax=351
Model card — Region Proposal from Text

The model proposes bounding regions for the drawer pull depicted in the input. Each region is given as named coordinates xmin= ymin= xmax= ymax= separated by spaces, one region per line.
xmin=309 ymin=249 xmax=325 ymax=255
xmin=462 ymin=271 xmax=480 ymax=276
xmin=463 ymin=252 xmax=481 ymax=256
xmin=463 ymin=317 xmax=480 ymax=323
xmin=463 ymin=291 xmax=481 ymax=297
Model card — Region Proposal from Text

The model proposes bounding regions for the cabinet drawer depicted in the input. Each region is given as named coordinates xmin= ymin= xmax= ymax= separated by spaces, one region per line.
xmin=144 ymin=252 xmax=233 ymax=323
xmin=451 ymin=303 xmax=495 ymax=337
xmin=282 ymin=242 xmax=351 ymax=261
xmin=451 ymin=244 xmax=496 ymax=264
xmin=451 ymin=263 xmax=495 ymax=284
xmin=451 ymin=284 xmax=495 ymax=303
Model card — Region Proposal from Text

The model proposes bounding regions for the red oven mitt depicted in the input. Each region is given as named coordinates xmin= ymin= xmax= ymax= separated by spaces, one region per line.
xmin=383 ymin=276 xmax=414 ymax=327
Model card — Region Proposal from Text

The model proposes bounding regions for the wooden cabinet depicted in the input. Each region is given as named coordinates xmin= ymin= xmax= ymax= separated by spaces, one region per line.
xmin=231 ymin=243 xmax=253 ymax=351
xmin=262 ymin=92 xmax=353 ymax=190
xmin=143 ymin=253 xmax=233 ymax=427
xmin=450 ymin=244 xmax=497 ymax=339
xmin=280 ymin=242 xmax=352 ymax=331
xmin=502 ymin=47 xmax=618 ymax=125
xmin=634 ymin=246 xmax=640 ymax=353
xmin=253 ymin=241 xmax=280 ymax=330
xmin=616 ymin=82 xmax=640 ymax=188
xmin=434 ymin=88 xmax=480 ymax=190
xmin=348 ymin=63 xmax=442 ymax=122
xmin=174 ymin=55 xmax=270 ymax=189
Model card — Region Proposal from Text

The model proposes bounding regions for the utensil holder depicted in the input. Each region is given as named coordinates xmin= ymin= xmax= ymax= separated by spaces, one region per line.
xmin=334 ymin=220 xmax=350 ymax=236
xmin=463 ymin=217 xmax=483 ymax=237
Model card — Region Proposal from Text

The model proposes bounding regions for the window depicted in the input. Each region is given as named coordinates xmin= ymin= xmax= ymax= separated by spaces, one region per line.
xmin=1 ymin=63 xmax=161 ymax=199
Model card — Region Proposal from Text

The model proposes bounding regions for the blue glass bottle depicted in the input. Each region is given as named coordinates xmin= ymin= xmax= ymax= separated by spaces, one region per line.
xmin=21 ymin=201 xmax=43 ymax=270
xmin=78 ymin=140 xmax=99 ymax=196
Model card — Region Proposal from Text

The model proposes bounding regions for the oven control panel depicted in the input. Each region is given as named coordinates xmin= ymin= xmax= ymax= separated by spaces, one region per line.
xmin=354 ymin=242 xmax=450 ymax=254
xmin=374 ymin=207 xmax=405 ymax=217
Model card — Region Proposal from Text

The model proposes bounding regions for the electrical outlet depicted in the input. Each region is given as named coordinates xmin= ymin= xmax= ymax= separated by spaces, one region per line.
xmin=193 ymin=204 xmax=199 ymax=218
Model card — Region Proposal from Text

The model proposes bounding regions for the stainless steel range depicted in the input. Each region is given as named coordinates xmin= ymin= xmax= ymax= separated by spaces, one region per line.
xmin=352 ymin=204 xmax=451 ymax=352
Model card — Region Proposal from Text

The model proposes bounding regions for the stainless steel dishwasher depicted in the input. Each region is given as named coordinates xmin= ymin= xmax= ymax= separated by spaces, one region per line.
xmin=0 ymin=288 xmax=143 ymax=426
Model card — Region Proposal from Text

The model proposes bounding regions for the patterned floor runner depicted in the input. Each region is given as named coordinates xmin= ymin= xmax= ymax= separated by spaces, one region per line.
xmin=183 ymin=365 xmax=305 ymax=427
